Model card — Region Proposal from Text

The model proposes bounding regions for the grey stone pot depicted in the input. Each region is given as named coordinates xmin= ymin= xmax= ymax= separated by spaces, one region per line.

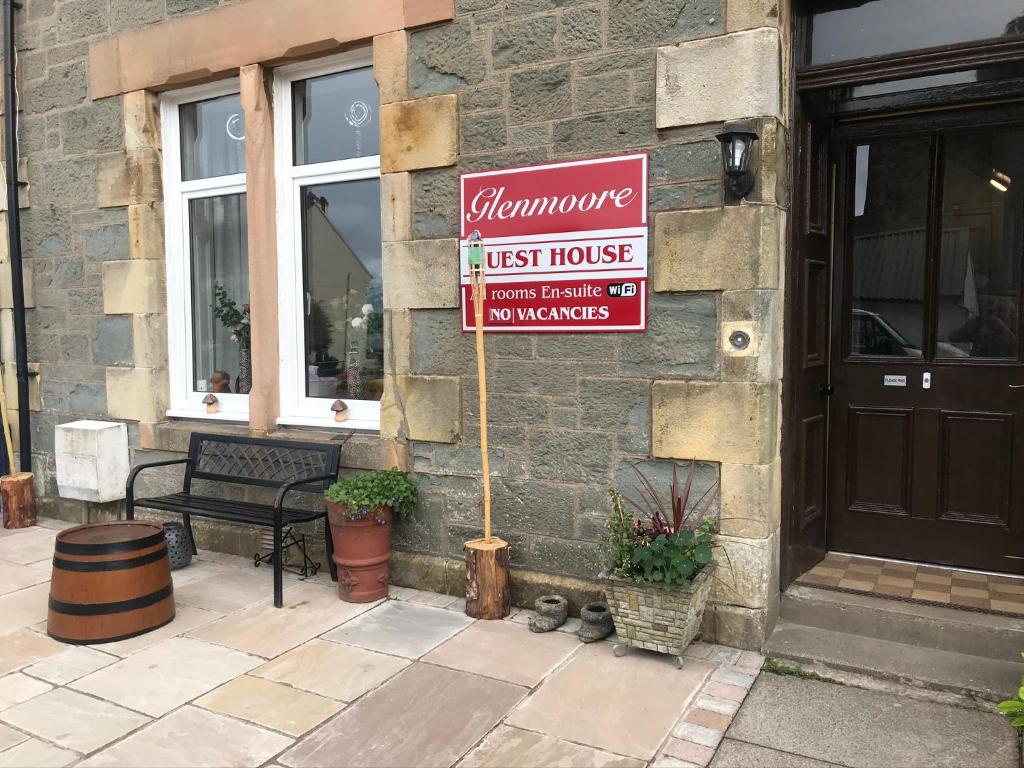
xmin=578 ymin=600 xmax=614 ymax=643
xmin=529 ymin=594 xmax=568 ymax=632
xmin=162 ymin=521 xmax=193 ymax=570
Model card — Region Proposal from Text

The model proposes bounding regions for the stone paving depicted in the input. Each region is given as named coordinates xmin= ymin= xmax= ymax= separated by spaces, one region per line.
xmin=0 ymin=519 xmax=759 ymax=768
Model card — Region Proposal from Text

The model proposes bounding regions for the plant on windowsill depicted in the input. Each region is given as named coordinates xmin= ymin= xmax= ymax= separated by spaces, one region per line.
xmin=324 ymin=468 xmax=417 ymax=603
xmin=212 ymin=282 xmax=252 ymax=394
xmin=598 ymin=461 xmax=719 ymax=668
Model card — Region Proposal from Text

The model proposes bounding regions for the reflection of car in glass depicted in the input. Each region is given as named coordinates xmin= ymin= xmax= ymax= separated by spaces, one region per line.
xmin=852 ymin=309 xmax=968 ymax=357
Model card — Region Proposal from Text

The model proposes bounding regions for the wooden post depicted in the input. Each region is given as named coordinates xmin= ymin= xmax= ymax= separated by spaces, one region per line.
xmin=2 ymin=471 xmax=35 ymax=529
xmin=464 ymin=231 xmax=511 ymax=619
xmin=465 ymin=537 xmax=511 ymax=620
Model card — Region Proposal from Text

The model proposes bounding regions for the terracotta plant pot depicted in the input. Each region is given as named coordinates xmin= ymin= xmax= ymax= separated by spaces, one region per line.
xmin=327 ymin=502 xmax=393 ymax=603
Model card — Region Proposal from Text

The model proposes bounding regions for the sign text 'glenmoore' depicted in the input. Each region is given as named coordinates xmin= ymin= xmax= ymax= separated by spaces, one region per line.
xmin=459 ymin=153 xmax=648 ymax=332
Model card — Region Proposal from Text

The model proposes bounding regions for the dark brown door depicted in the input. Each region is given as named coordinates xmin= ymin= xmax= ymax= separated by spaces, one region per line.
xmin=781 ymin=99 xmax=834 ymax=586
xmin=829 ymin=107 xmax=1024 ymax=574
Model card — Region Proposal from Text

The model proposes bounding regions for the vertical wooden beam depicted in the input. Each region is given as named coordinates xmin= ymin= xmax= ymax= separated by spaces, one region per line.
xmin=240 ymin=64 xmax=280 ymax=434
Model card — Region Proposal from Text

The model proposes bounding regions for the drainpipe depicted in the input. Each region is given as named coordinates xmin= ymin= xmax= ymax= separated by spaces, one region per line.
xmin=3 ymin=0 xmax=31 ymax=473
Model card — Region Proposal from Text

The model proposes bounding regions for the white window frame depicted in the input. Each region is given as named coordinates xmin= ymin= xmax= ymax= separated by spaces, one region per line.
xmin=274 ymin=51 xmax=383 ymax=431
xmin=161 ymin=79 xmax=250 ymax=422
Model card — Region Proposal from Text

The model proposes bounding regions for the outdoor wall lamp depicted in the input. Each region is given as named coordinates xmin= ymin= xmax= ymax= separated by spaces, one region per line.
xmin=990 ymin=169 xmax=1011 ymax=192
xmin=716 ymin=124 xmax=760 ymax=200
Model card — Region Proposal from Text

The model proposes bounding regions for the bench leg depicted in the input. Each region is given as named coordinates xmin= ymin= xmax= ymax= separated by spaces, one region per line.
xmin=324 ymin=517 xmax=337 ymax=582
xmin=273 ymin=522 xmax=284 ymax=608
xmin=182 ymin=513 xmax=198 ymax=555
xmin=125 ymin=497 xmax=134 ymax=521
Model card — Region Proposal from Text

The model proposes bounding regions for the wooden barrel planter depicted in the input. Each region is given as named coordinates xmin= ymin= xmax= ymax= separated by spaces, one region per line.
xmin=47 ymin=521 xmax=175 ymax=645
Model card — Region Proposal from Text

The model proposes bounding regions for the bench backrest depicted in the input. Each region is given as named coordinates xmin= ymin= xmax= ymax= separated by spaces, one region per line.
xmin=186 ymin=433 xmax=342 ymax=492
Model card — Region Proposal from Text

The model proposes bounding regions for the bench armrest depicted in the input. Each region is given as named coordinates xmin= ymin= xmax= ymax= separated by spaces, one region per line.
xmin=273 ymin=472 xmax=338 ymax=515
xmin=126 ymin=458 xmax=193 ymax=496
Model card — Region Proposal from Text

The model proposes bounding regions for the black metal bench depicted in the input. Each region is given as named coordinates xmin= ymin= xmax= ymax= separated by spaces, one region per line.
xmin=126 ymin=433 xmax=343 ymax=607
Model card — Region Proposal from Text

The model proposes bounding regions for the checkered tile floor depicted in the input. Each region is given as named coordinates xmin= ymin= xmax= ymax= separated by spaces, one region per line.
xmin=797 ymin=553 xmax=1024 ymax=617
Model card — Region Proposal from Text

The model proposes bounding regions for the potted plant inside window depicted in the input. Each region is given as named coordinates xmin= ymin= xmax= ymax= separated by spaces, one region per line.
xmin=325 ymin=468 xmax=416 ymax=603
xmin=598 ymin=461 xmax=719 ymax=669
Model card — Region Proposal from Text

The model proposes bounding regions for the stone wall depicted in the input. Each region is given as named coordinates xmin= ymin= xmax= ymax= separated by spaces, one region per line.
xmin=381 ymin=0 xmax=788 ymax=647
xmin=5 ymin=0 xmax=789 ymax=649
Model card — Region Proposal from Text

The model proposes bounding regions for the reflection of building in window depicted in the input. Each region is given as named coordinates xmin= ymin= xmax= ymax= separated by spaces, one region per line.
xmin=303 ymin=192 xmax=383 ymax=400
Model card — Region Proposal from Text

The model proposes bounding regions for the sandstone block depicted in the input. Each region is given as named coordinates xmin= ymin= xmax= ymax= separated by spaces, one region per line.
xmin=105 ymin=367 xmax=169 ymax=423
xmin=706 ymin=596 xmax=779 ymax=650
xmin=132 ymin=314 xmax=167 ymax=369
xmin=374 ymin=31 xmax=410 ymax=105
xmin=722 ymin=289 xmax=782 ymax=382
xmin=727 ymin=0 xmax=781 ymax=31
xmin=720 ymin=460 xmax=780 ymax=539
xmin=127 ymin=202 xmax=164 ymax=260
xmin=2 ymin=361 xmax=41 ymax=411
xmin=652 ymin=380 xmax=778 ymax=465
xmin=380 ymin=374 xmax=461 ymax=443
xmin=122 ymin=90 xmax=160 ymax=151
xmin=653 ymin=205 xmax=780 ymax=292
xmin=385 ymin=308 xmax=412 ymax=376
xmin=102 ymin=259 xmax=165 ymax=314
xmin=380 ymin=95 xmax=458 ymax=173
xmin=656 ymin=28 xmax=782 ymax=128
xmin=382 ymin=239 xmax=458 ymax=310
xmin=0 ymin=264 xmax=35 ymax=309
xmin=381 ymin=173 xmax=412 ymax=243
xmin=97 ymin=148 xmax=162 ymax=208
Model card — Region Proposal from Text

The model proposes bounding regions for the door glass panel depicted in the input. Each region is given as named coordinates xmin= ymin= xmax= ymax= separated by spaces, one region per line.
xmin=293 ymin=67 xmax=380 ymax=165
xmin=189 ymin=194 xmax=249 ymax=393
xmin=810 ymin=1 xmax=1024 ymax=65
xmin=180 ymin=94 xmax=246 ymax=181
xmin=936 ymin=127 xmax=1023 ymax=359
xmin=300 ymin=179 xmax=383 ymax=401
xmin=849 ymin=138 xmax=931 ymax=357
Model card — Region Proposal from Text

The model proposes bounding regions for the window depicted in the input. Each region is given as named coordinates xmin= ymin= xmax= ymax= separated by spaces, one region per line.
xmin=275 ymin=53 xmax=383 ymax=429
xmin=161 ymin=82 xmax=251 ymax=420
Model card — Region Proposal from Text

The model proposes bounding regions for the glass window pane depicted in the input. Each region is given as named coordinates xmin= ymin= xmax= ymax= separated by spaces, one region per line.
xmin=180 ymin=93 xmax=246 ymax=181
xmin=849 ymin=138 xmax=931 ymax=357
xmin=936 ymin=127 xmax=1022 ymax=359
xmin=300 ymin=179 xmax=383 ymax=401
xmin=811 ymin=1 xmax=1024 ymax=65
xmin=190 ymin=194 xmax=250 ymax=393
xmin=293 ymin=68 xmax=380 ymax=165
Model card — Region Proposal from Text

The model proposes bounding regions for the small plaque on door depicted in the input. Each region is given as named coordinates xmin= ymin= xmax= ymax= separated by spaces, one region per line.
xmin=883 ymin=375 xmax=907 ymax=387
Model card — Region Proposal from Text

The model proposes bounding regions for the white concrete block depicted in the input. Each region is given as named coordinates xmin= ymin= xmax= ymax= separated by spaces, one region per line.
xmin=55 ymin=420 xmax=130 ymax=503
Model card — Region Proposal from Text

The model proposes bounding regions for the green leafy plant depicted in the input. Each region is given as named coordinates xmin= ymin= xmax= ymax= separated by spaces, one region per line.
xmin=212 ymin=283 xmax=251 ymax=347
xmin=598 ymin=462 xmax=719 ymax=590
xmin=997 ymin=653 xmax=1024 ymax=730
xmin=325 ymin=468 xmax=417 ymax=522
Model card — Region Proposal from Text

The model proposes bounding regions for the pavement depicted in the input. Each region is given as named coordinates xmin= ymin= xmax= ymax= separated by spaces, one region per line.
xmin=0 ymin=518 xmax=761 ymax=768
xmin=710 ymin=672 xmax=1019 ymax=768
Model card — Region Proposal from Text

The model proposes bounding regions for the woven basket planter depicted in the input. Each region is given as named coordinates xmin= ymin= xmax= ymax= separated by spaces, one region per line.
xmin=601 ymin=566 xmax=714 ymax=657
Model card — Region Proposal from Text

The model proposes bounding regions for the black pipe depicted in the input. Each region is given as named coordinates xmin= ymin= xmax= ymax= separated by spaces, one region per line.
xmin=3 ymin=0 xmax=31 ymax=473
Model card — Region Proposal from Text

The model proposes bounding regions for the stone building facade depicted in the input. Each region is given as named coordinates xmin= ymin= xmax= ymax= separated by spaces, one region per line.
xmin=2 ymin=0 xmax=788 ymax=649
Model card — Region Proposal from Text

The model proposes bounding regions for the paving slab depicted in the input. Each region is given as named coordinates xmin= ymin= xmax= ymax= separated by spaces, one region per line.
xmin=322 ymin=600 xmax=473 ymax=659
xmin=727 ymin=673 xmax=1018 ymax=768
xmin=196 ymin=675 xmax=343 ymax=737
xmin=0 ymin=672 xmax=51 ymax=711
xmin=0 ymin=687 xmax=148 ymax=753
xmin=0 ymin=585 xmax=51 ymax=637
xmin=0 ymin=561 xmax=49 ymax=596
xmin=0 ymin=722 xmax=26 ymax=752
xmin=22 ymin=646 xmax=117 ymax=685
xmin=281 ymin=662 xmax=525 ymax=768
xmin=0 ymin=738 xmax=77 ymax=767
xmin=89 ymin=604 xmax=222 ymax=658
xmin=188 ymin=582 xmax=374 ymax=658
xmin=253 ymin=638 xmax=409 ymax=701
xmin=461 ymin=725 xmax=644 ymax=768
xmin=423 ymin=618 xmax=580 ymax=686
xmin=506 ymin=642 xmax=714 ymax=760
xmin=0 ymin=528 xmax=56 ymax=566
xmin=0 ymin=630 xmax=64 ymax=677
xmin=173 ymin=567 xmax=281 ymax=613
xmin=79 ymin=705 xmax=292 ymax=767
xmin=71 ymin=636 xmax=262 ymax=717
xmin=711 ymin=739 xmax=839 ymax=767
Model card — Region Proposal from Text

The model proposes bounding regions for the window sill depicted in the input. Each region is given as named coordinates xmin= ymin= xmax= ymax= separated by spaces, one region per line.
xmin=275 ymin=415 xmax=381 ymax=432
xmin=165 ymin=408 xmax=249 ymax=423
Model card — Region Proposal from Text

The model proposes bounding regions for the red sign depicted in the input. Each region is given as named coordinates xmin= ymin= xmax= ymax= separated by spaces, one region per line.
xmin=460 ymin=153 xmax=648 ymax=333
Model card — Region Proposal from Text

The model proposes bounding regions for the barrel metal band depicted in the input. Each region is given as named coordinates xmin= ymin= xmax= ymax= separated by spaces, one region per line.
xmin=48 ymin=584 xmax=174 ymax=617
xmin=52 ymin=546 xmax=168 ymax=572
xmin=55 ymin=530 xmax=166 ymax=555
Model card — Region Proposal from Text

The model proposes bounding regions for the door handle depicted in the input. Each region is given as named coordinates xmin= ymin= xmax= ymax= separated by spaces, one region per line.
xmin=1011 ymin=384 xmax=1024 ymax=389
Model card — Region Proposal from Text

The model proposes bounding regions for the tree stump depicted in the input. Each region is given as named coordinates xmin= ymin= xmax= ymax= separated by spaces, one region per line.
xmin=465 ymin=537 xmax=511 ymax=620
xmin=2 ymin=472 xmax=36 ymax=529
